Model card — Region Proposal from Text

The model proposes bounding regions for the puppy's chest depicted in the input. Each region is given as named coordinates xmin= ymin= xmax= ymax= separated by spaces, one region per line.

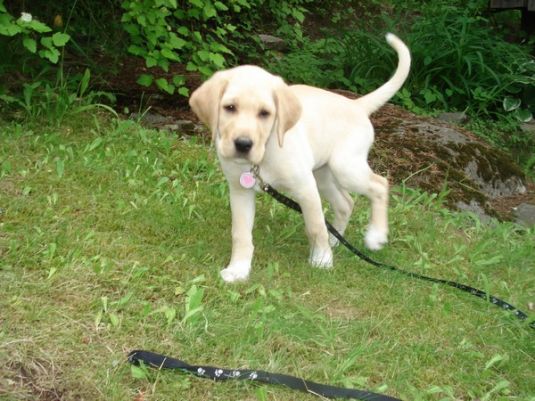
xmin=258 ymin=145 xmax=316 ymax=193
xmin=256 ymin=164 xmax=294 ymax=192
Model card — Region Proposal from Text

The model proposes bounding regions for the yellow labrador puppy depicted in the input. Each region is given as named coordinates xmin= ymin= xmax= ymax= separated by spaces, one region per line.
xmin=190 ymin=33 xmax=411 ymax=282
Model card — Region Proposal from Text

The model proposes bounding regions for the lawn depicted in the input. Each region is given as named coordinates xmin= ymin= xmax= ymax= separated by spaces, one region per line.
xmin=0 ymin=115 xmax=534 ymax=401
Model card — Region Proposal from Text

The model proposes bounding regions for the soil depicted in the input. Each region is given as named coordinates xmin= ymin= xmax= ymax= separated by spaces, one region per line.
xmin=93 ymin=53 xmax=200 ymax=122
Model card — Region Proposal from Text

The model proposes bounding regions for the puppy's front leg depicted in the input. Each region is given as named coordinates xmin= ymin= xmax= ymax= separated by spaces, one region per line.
xmin=294 ymin=181 xmax=333 ymax=268
xmin=220 ymin=184 xmax=255 ymax=282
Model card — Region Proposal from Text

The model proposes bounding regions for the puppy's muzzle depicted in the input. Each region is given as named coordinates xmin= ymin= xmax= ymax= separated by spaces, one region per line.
xmin=234 ymin=137 xmax=253 ymax=154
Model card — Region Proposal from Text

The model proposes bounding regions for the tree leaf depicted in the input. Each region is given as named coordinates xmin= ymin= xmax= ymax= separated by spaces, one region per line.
xmin=172 ymin=74 xmax=185 ymax=86
xmin=197 ymin=49 xmax=210 ymax=61
xmin=292 ymin=8 xmax=305 ymax=23
xmin=40 ymin=36 xmax=53 ymax=48
xmin=161 ymin=47 xmax=180 ymax=61
xmin=169 ymin=33 xmax=187 ymax=49
xmin=198 ymin=65 xmax=212 ymax=77
xmin=136 ymin=74 xmax=153 ymax=87
xmin=39 ymin=48 xmax=59 ymax=63
xmin=186 ymin=61 xmax=197 ymax=71
xmin=503 ymin=96 xmax=521 ymax=112
xmin=127 ymin=44 xmax=146 ymax=56
xmin=514 ymin=109 xmax=533 ymax=122
xmin=22 ymin=36 xmax=37 ymax=53
xmin=0 ymin=22 xmax=22 ymax=36
xmin=177 ymin=26 xmax=189 ymax=36
xmin=189 ymin=0 xmax=204 ymax=8
xmin=204 ymin=4 xmax=217 ymax=19
xmin=52 ymin=32 xmax=70 ymax=46
xmin=155 ymin=78 xmax=175 ymax=94
xmin=27 ymin=19 xmax=52 ymax=33
xmin=178 ymin=86 xmax=189 ymax=97
xmin=145 ymin=56 xmax=157 ymax=68
xmin=208 ymin=52 xmax=225 ymax=68
xmin=214 ymin=1 xmax=229 ymax=11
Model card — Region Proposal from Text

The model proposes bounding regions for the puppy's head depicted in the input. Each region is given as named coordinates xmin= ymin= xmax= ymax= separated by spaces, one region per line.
xmin=189 ymin=65 xmax=301 ymax=165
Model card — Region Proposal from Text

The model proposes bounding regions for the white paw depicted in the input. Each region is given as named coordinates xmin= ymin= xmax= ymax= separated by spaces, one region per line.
xmin=309 ymin=247 xmax=333 ymax=269
xmin=220 ymin=261 xmax=251 ymax=283
xmin=364 ymin=226 xmax=388 ymax=251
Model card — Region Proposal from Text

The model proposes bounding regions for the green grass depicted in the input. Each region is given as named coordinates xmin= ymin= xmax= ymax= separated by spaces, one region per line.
xmin=1 ymin=115 xmax=534 ymax=401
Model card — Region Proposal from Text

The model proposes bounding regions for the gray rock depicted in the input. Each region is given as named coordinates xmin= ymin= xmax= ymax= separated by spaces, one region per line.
xmin=437 ymin=111 xmax=469 ymax=124
xmin=455 ymin=200 xmax=492 ymax=223
xmin=258 ymin=34 xmax=287 ymax=51
xmin=370 ymin=104 xmax=528 ymax=222
xmin=130 ymin=111 xmax=172 ymax=127
xmin=408 ymin=122 xmax=469 ymax=145
xmin=520 ymin=121 xmax=535 ymax=135
xmin=387 ymin=121 xmax=526 ymax=199
xmin=513 ymin=203 xmax=535 ymax=227
xmin=130 ymin=112 xmax=198 ymax=134
xmin=163 ymin=119 xmax=196 ymax=133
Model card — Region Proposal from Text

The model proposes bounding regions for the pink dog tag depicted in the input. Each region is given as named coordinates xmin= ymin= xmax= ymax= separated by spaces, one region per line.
xmin=239 ymin=172 xmax=256 ymax=189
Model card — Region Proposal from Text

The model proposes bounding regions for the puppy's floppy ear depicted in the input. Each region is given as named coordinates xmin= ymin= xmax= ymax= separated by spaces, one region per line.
xmin=189 ymin=71 xmax=229 ymax=141
xmin=273 ymin=80 xmax=302 ymax=147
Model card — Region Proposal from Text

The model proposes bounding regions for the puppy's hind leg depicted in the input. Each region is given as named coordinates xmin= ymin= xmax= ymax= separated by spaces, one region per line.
xmin=331 ymin=158 xmax=389 ymax=251
xmin=363 ymin=172 xmax=389 ymax=250
xmin=314 ymin=166 xmax=354 ymax=247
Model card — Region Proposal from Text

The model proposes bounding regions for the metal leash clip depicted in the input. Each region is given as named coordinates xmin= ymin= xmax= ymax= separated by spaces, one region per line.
xmin=251 ymin=165 xmax=269 ymax=191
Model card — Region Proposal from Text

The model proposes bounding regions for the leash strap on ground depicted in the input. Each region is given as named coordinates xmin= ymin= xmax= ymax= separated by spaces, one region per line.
xmin=128 ymin=350 xmax=402 ymax=401
xmin=262 ymin=184 xmax=535 ymax=330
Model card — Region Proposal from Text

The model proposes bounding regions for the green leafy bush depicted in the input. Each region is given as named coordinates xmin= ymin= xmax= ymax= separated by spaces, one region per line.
xmin=0 ymin=0 xmax=75 ymax=122
xmin=121 ymin=0 xmax=237 ymax=97
xmin=120 ymin=0 xmax=310 ymax=96
xmin=270 ymin=2 xmax=534 ymax=121
xmin=0 ymin=1 xmax=70 ymax=65
xmin=397 ymin=7 xmax=534 ymax=119
xmin=266 ymin=36 xmax=347 ymax=88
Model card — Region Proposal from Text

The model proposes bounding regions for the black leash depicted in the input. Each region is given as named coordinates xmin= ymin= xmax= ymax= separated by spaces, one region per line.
xmin=128 ymin=350 xmax=401 ymax=401
xmin=261 ymin=183 xmax=535 ymax=330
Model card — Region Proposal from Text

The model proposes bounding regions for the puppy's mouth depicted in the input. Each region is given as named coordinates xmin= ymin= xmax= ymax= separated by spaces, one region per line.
xmin=232 ymin=151 xmax=263 ymax=166
xmin=231 ymin=155 xmax=252 ymax=165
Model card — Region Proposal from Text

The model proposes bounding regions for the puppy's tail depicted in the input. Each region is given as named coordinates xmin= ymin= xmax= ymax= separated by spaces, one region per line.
xmin=354 ymin=33 xmax=411 ymax=116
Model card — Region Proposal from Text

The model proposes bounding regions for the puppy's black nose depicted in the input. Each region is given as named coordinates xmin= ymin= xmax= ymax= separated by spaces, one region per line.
xmin=234 ymin=137 xmax=253 ymax=153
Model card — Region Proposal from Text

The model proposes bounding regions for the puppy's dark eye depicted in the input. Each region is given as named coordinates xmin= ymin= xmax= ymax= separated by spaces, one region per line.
xmin=258 ymin=109 xmax=271 ymax=118
xmin=223 ymin=104 xmax=237 ymax=113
